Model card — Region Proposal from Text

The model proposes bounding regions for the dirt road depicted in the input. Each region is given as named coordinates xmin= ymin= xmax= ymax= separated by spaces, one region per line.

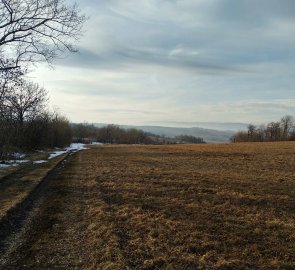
xmin=0 ymin=152 xmax=96 ymax=269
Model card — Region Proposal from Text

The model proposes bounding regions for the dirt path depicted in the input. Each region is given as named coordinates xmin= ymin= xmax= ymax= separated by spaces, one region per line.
xmin=0 ymin=155 xmax=68 ymax=222
xmin=0 ymin=153 xmax=94 ymax=269
xmin=0 ymin=148 xmax=118 ymax=269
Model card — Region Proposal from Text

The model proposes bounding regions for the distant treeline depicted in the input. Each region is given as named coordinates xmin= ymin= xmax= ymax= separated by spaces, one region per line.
xmin=1 ymin=71 xmax=72 ymax=159
xmin=175 ymin=135 xmax=206 ymax=144
xmin=72 ymin=124 xmax=154 ymax=144
xmin=1 ymin=70 xmax=206 ymax=160
xmin=72 ymin=123 xmax=206 ymax=145
xmin=231 ymin=115 xmax=295 ymax=143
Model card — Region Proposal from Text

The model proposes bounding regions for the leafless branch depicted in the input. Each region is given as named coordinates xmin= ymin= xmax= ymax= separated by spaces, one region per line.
xmin=0 ymin=0 xmax=87 ymax=71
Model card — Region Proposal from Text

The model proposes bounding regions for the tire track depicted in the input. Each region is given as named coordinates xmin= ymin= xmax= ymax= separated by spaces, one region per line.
xmin=0 ymin=153 xmax=71 ymax=265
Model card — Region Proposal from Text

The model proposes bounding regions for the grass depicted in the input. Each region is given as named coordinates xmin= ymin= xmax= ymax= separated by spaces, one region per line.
xmin=0 ymin=151 xmax=50 ymax=180
xmin=85 ymin=143 xmax=295 ymax=269
xmin=1 ymin=142 xmax=295 ymax=269
xmin=0 ymin=154 xmax=67 ymax=221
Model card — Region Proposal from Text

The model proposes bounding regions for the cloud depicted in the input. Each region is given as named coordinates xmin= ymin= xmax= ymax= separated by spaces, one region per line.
xmin=59 ymin=0 xmax=295 ymax=72
xmin=32 ymin=0 xmax=295 ymax=124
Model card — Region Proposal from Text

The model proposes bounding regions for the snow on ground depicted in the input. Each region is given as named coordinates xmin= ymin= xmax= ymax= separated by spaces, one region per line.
xmin=48 ymin=150 xmax=68 ymax=160
xmin=13 ymin=153 xmax=26 ymax=159
xmin=0 ymin=159 xmax=30 ymax=168
xmin=0 ymin=151 xmax=29 ymax=169
xmin=12 ymin=160 xmax=30 ymax=164
xmin=65 ymin=143 xmax=88 ymax=151
xmin=1 ymin=143 xmax=94 ymax=169
xmin=48 ymin=143 xmax=88 ymax=159
xmin=0 ymin=163 xmax=17 ymax=168
xmin=33 ymin=160 xmax=47 ymax=164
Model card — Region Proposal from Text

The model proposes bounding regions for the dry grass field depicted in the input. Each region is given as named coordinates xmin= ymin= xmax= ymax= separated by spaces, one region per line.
xmin=1 ymin=142 xmax=295 ymax=269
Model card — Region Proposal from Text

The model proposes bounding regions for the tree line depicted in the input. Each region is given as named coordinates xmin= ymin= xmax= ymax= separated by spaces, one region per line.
xmin=231 ymin=115 xmax=295 ymax=143
xmin=72 ymin=123 xmax=206 ymax=145
xmin=0 ymin=0 xmax=85 ymax=159
xmin=0 ymin=1 xmax=208 ymax=158
xmin=72 ymin=124 xmax=155 ymax=144
xmin=0 ymin=0 xmax=207 ymax=155
xmin=0 ymin=70 xmax=72 ymax=159
xmin=175 ymin=135 xmax=206 ymax=144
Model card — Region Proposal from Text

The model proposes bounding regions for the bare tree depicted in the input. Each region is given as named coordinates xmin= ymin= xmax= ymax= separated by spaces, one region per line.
xmin=266 ymin=122 xmax=282 ymax=141
xmin=0 ymin=69 xmax=24 ymax=149
xmin=232 ymin=116 xmax=295 ymax=143
xmin=4 ymin=80 xmax=48 ymax=125
xmin=0 ymin=67 xmax=24 ymax=108
xmin=247 ymin=124 xmax=256 ymax=140
xmin=0 ymin=68 xmax=26 ymax=155
xmin=280 ymin=115 xmax=294 ymax=140
xmin=0 ymin=0 xmax=86 ymax=71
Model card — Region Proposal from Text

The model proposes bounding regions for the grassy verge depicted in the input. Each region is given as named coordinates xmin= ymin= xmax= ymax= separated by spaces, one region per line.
xmin=0 ymin=151 xmax=50 ymax=180
xmin=0 ymin=154 xmax=67 ymax=221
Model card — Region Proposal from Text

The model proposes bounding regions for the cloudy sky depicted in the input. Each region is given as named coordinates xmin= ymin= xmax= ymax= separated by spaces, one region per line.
xmin=32 ymin=0 xmax=295 ymax=126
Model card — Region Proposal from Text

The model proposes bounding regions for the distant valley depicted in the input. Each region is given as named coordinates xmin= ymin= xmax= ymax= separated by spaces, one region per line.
xmin=94 ymin=123 xmax=243 ymax=143
xmin=142 ymin=121 xmax=249 ymax=132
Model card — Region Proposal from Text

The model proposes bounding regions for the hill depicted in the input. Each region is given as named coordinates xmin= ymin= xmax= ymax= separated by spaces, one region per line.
xmin=147 ymin=121 xmax=248 ymax=131
xmin=94 ymin=124 xmax=235 ymax=143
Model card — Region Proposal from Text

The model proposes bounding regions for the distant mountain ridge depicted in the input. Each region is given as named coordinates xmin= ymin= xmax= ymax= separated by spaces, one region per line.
xmin=94 ymin=123 xmax=236 ymax=143
xmin=143 ymin=121 xmax=248 ymax=131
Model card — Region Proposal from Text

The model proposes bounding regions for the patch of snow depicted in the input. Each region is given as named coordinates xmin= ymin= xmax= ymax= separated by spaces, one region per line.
xmin=48 ymin=143 xmax=88 ymax=160
xmin=0 ymin=159 xmax=30 ymax=169
xmin=1 ymin=143 xmax=90 ymax=169
xmin=13 ymin=152 xmax=26 ymax=159
xmin=48 ymin=150 xmax=67 ymax=160
xmin=10 ymin=160 xmax=30 ymax=164
xmin=0 ymin=163 xmax=10 ymax=168
xmin=92 ymin=142 xmax=103 ymax=145
xmin=65 ymin=143 xmax=88 ymax=151
xmin=0 ymin=163 xmax=18 ymax=168
xmin=33 ymin=160 xmax=47 ymax=164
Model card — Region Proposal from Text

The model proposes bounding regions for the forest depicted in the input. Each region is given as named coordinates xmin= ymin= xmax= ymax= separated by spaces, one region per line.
xmin=231 ymin=115 xmax=295 ymax=142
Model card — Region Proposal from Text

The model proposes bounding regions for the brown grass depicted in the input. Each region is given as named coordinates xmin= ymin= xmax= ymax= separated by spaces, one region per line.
xmin=0 ymin=151 xmax=49 ymax=180
xmin=0 ymin=154 xmax=67 ymax=220
xmin=2 ymin=142 xmax=295 ymax=269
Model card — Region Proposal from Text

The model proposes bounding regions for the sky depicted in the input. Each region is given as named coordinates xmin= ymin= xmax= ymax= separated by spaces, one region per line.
xmin=32 ymin=0 xmax=295 ymax=126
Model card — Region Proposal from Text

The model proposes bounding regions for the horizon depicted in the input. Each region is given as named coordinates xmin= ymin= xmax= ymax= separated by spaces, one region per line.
xmin=81 ymin=121 xmax=248 ymax=132
xmin=32 ymin=0 xmax=295 ymax=124
xmin=70 ymin=119 xmax=288 ymax=132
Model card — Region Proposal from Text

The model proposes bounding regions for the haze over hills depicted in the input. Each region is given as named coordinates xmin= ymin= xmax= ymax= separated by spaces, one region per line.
xmin=144 ymin=122 xmax=249 ymax=132
xmin=94 ymin=123 xmax=237 ymax=143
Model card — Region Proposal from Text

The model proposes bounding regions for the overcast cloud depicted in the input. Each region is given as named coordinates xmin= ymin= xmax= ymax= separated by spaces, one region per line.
xmin=33 ymin=0 xmax=295 ymax=125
